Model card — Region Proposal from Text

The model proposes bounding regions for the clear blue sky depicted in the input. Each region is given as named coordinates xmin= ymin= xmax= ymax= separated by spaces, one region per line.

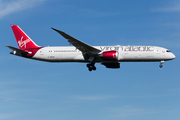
xmin=0 ymin=0 xmax=180 ymax=120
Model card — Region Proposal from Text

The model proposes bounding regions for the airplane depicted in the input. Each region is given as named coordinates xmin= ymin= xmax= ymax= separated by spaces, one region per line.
xmin=6 ymin=25 xmax=175 ymax=71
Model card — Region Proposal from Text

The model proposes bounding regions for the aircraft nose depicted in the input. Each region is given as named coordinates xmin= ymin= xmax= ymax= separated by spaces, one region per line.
xmin=172 ymin=53 xmax=176 ymax=59
xmin=170 ymin=53 xmax=176 ymax=60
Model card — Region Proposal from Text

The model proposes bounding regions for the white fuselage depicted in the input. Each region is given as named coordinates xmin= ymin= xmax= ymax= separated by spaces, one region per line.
xmin=32 ymin=45 xmax=175 ymax=63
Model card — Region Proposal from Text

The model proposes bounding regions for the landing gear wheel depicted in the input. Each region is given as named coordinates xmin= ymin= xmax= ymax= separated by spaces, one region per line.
xmin=159 ymin=61 xmax=164 ymax=68
xmin=92 ymin=66 xmax=96 ymax=71
xmin=86 ymin=63 xmax=96 ymax=71
xmin=88 ymin=68 xmax=92 ymax=71
xmin=87 ymin=64 xmax=90 ymax=67
xmin=159 ymin=64 xmax=163 ymax=68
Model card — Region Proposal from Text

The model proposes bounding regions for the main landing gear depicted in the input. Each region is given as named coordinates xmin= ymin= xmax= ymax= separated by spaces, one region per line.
xmin=86 ymin=63 xmax=96 ymax=71
xmin=159 ymin=61 xmax=164 ymax=68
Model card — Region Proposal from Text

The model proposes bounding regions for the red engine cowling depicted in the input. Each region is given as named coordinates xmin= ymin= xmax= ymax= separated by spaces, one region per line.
xmin=102 ymin=51 xmax=118 ymax=60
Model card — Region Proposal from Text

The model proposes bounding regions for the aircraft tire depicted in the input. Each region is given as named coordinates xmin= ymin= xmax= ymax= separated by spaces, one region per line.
xmin=92 ymin=67 xmax=96 ymax=71
xmin=88 ymin=68 xmax=92 ymax=71
xmin=87 ymin=64 xmax=90 ymax=67
xmin=159 ymin=64 xmax=163 ymax=68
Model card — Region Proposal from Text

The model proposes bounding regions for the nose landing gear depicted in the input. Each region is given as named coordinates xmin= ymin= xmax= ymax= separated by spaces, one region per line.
xmin=159 ymin=61 xmax=164 ymax=68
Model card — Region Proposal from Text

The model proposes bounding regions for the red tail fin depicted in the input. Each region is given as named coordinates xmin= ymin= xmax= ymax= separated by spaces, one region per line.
xmin=11 ymin=25 xmax=39 ymax=50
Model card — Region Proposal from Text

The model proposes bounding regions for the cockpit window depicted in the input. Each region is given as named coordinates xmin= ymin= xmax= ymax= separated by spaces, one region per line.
xmin=166 ymin=50 xmax=171 ymax=52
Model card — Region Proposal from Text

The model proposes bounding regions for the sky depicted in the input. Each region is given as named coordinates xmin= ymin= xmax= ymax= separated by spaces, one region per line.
xmin=0 ymin=0 xmax=180 ymax=120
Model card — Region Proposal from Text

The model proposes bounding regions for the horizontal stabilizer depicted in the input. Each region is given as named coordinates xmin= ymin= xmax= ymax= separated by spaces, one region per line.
xmin=5 ymin=45 xmax=28 ymax=54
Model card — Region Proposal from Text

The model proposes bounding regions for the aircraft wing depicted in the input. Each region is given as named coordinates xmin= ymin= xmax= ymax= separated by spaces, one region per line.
xmin=51 ymin=28 xmax=101 ymax=54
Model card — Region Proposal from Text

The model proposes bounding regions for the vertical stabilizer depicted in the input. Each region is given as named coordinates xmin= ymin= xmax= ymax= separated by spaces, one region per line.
xmin=11 ymin=25 xmax=39 ymax=50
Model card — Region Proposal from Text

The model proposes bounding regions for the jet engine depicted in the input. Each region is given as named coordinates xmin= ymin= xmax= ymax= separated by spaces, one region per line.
xmin=101 ymin=62 xmax=120 ymax=68
xmin=102 ymin=51 xmax=118 ymax=60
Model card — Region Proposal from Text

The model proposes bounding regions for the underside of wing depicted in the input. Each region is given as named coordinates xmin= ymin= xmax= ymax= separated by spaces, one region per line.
xmin=51 ymin=28 xmax=101 ymax=54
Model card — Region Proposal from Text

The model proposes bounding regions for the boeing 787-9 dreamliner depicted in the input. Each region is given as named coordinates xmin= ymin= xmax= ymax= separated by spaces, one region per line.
xmin=6 ymin=25 xmax=175 ymax=71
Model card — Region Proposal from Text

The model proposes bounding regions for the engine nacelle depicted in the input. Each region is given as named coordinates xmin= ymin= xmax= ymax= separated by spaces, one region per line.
xmin=101 ymin=62 xmax=120 ymax=68
xmin=102 ymin=51 xmax=118 ymax=60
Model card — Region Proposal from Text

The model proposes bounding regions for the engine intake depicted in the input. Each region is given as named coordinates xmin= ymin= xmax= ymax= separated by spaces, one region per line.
xmin=102 ymin=51 xmax=118 ymax=60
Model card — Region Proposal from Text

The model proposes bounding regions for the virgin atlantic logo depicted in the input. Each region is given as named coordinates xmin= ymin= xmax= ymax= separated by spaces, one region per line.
xmin=18 ymin=36 xmax=31 ymax=48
